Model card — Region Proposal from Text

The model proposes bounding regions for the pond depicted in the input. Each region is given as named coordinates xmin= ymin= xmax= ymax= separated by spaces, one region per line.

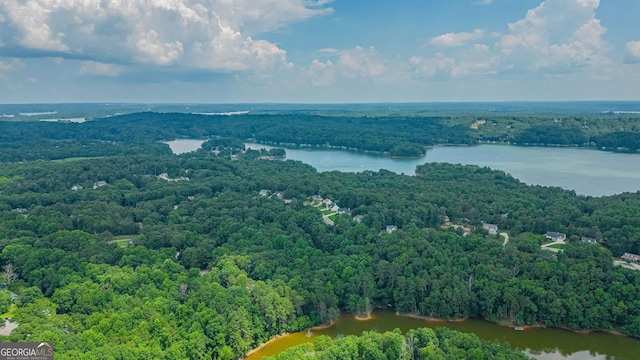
xmin=246 ymin=310 xmax=640 ymax=360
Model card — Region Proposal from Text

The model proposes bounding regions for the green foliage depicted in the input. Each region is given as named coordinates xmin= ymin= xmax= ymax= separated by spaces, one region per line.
xmin=268 ymin=328 xmax=528 ymax=360
xmin=0 ymin=118 xmax=640 ymax=358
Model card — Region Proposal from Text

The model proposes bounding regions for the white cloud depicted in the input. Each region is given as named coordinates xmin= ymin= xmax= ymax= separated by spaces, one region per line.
xmin=0 ymin=58 xmax=24 ymax=72
xmin=430 ymin=29 xmax=485 ymax=47
xmin=473 ymin=0 xmax=494 ymax=5
xmin=305 ymin=59 xmax=335 ymax=85
xmin=409 ymin=53 xmax=458 ymax=78
xmin=305 ymin=46 xmax=395 ymax=85
xmin=337 ymin=46 xmax=387 ymax=78
xmin=0 ymin=0 xmax=332 ymax=72
xmin=625 ymin=41 xmax=640 ymax=64
xmin=79 ymin=61 xmax=124 ymax=77
xmin=496 ymin=0 xmax=608 ymax=72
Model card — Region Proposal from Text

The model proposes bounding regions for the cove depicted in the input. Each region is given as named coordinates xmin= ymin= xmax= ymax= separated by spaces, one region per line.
xmin=245 ymin=143 xmax=640 ymax=197
xmin=246 ymin=310 xmax=640 ymax=360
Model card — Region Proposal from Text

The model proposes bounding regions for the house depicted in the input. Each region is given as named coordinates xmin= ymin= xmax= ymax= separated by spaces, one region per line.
xmin=386 ymin=225 xmax=398 ymax=234
xmin=283 ymin=199 xmax=293 ymax=205
xmin=323 ymin=199 xmax=333 ymax=205
xmin=11 ymin=208 xmax=28 ymax=214
xmin=158 ymin=173 xmax=170 ymax=180
xmin=325 ymin=201 xmax=336 ymax=209
xmin=545 ymin=231 xmax=566 ymax=242
xmin=581 ymin=237 xmax=597 ymax=244
xmin=259 ymin=189 xmax=271 ymax=197
xmin=273 ymin=191 xmax=284 ymax=199
xmin=482 ymin=223 xmax=498 ymax=235
xmin=71 ymin=185 xmax=83 ymax=191
xmin=621 ymin=253 xmax=640 ymax=264
xmin=330 ymin=204 xmax=340 ymax=212
xmin=93 ymin=181 xmax=107 ymax=189
xmin=337 ymin=208 xmax=351 ymax=215
xmin=187 ymin=196 xmax=195 ymax=201
xmin=311 ymin=195 xmax=323 ymax=202
xmin=353 ymin=215 xmax=364 ymax=223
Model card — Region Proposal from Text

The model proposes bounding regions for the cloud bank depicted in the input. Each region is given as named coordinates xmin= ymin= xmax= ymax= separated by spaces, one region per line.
xmin=0 ymin=0 xmax=332 ymax=72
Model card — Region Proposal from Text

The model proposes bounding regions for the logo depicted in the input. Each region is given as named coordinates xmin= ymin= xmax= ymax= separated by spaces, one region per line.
xmin=0 ymin=342 xmax=54 ymax=360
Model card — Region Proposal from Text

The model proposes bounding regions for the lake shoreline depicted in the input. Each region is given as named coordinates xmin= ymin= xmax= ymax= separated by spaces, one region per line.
xmin=245 ymin=309 xmax=640 ymax=360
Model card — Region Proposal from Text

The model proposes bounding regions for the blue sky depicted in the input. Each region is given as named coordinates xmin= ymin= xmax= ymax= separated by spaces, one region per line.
xmin=0 ymin=0 xmax=638 ymax=103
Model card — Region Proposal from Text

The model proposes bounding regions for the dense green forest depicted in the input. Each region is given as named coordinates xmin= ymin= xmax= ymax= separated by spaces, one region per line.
xmin=0 ymin=142 xmax=640 ymax=358
xmin=1 ymin=110 xmax=639 ymax=162
xmin=267 ymin=328 xmax=529 ymax=360
xmin=1 ymin=110 xmax=640 ymax=358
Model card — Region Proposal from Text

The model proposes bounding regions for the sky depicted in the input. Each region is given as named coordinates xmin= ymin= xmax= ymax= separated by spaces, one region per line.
xmin=0 ymin=0 xmax=639 ymax=103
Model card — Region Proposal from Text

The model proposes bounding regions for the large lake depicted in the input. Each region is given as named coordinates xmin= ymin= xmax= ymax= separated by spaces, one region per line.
xmin=163 ymin=140 xmax=640 ymax=197
xmin=245 ymin=143 xmax=640 ymax=197
xmin=246 ymin=310 xmax=640 ymax=360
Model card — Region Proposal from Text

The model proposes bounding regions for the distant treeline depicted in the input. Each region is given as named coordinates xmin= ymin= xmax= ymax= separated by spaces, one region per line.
xmin=1 ymin=111 xmax=638 ymax=161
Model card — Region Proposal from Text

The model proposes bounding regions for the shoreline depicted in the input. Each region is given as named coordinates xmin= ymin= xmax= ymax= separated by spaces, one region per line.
xmin=354 ymin=313 xmax=373 ymax=321
xmin=398 ymin=312 xmax=467 ymax=323
xmin=243 ymin=333 xmax=291 ymax=358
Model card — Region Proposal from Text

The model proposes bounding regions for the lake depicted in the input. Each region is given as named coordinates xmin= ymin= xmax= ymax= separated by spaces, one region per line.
xmin=245 ymin=143 xmax=640 ymax=197
xmin=163 ymin=139 xmax=206 ymax=155
xmin=163 ymin=140 xmax=640 ymax=197
xmin=246 ymin=310 xmax=640 ymax=360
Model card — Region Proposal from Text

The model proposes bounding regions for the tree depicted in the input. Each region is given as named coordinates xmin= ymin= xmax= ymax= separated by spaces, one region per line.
xmin=2 ymin=263 xmax=18 ymax=285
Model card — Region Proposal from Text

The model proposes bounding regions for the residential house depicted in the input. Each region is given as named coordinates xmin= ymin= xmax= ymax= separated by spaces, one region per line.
xmin=545 ymin=231 xmax=566 ymax=242
xmin=311 ymin=195 xmax=323 ymax=202
xmin=11 ymin=208 xmax=28 ymax=214
xmin=621 ymin=253 xmax=640 ymax=264
xmin=187 ymin=196 xmax=195 ymax=201
xmin=581 ymin=237 xmax=597 ymax=244
xmin=158 ymin=173 xmax=170 ymax=180
xmin=283 ymin=199 xmax=293 ymax=205
xmin=337 ymin=208 xmax=352 ymax=215
xmin=259 ymin=189 xmax=270 ymax=197
xmin=353 ymin=215 xmax=364 ymax=223
xmin=482 ymin=223 xmax=498 ymax=235
xmin=71 ymin=185 xmax=83 ymax=191
xmin=93 ymin=181 xmax=107 ymax=189
xmin=386 ymin=225 xmax=398 ymax=234
xmin=273 ymin=191 xmax=284 ymax=199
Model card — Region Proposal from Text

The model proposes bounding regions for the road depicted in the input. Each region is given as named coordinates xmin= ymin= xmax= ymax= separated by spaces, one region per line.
xmin=500 ymin=232 xmax=509 ymax=246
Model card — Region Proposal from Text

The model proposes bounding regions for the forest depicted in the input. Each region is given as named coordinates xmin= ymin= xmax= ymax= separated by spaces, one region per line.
xmin=1 ymin=110 xmax=639 ymax=162
xmin=0 ymin=132 xmax=640 ymax=358
xmin=0 ymin=110 xmax=640 ymax=359
xmin=267 ymin=328 xmax=528 ymax=360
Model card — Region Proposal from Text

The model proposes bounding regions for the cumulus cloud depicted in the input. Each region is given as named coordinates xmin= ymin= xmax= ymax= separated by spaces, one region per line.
xmin=496 ymin=0 xmax=608 ymax=72
xmin=625 ymin=41 xmax=640 ymax=64
xmin=430 ymin=29 xmax=485 ymax=47
xmin=306 ymin=59 xmax=335 ymax=85
xmin=306 ymin=46 xmax=389 ymax=85
xmin=0 ymin=0 xmax=332 ymax=72
xmin=337 ymin=46 xmax=387 ymax=78
xmin=79 ymin=61 xmax=124 ymax=76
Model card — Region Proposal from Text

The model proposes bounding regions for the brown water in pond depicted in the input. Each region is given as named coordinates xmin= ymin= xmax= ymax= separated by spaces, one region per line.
xmin=246 ymin=310 xmax=640 ymax=359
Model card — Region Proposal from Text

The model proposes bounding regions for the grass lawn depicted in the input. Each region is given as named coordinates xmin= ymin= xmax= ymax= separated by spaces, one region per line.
xmin=327 ymin=214 xmax=336 ymax=221
xmin=109 ymin=235 xmax=137 ymax=247
xmin=2 ymin=304 xmax=17 ymax=320
xmin=321 ymin=209 xmax=334 ymax=215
